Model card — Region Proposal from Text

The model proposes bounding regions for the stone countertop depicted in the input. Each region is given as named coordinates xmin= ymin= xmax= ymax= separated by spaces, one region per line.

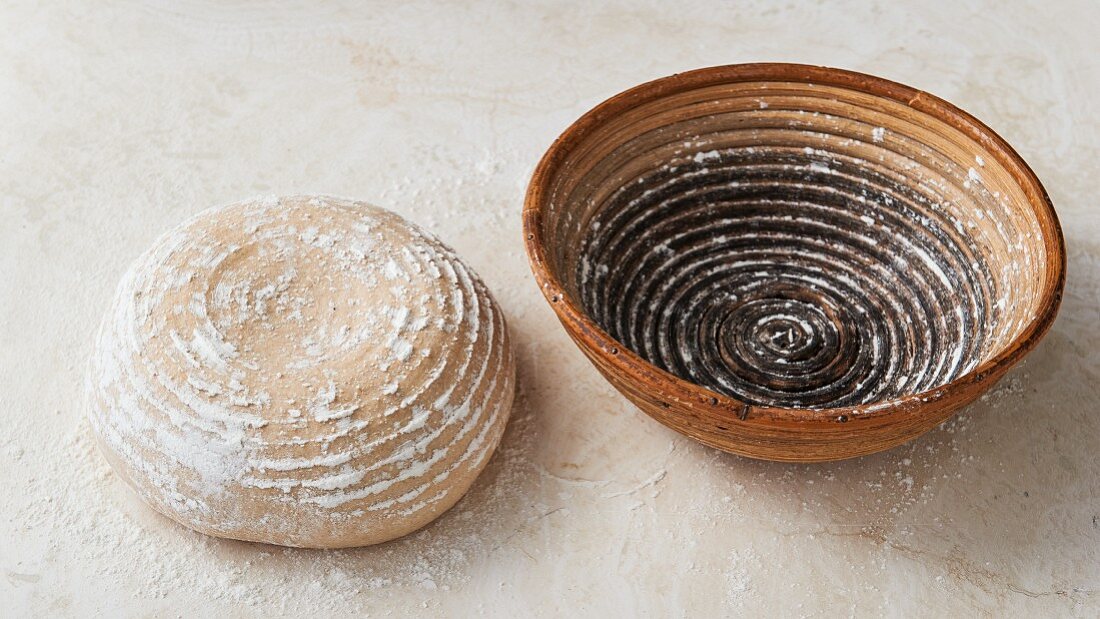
xmin=2 ymin=1 xmax=1098 ymax=616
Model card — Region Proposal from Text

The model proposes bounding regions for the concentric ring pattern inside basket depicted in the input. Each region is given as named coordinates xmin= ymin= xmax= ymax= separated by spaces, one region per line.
xmin=525 ymin=64 xmax=1064 ymax=419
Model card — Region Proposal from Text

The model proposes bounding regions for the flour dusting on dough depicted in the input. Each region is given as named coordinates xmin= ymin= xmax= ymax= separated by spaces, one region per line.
xmin=86 ymin=195 xmax=516 ymax=548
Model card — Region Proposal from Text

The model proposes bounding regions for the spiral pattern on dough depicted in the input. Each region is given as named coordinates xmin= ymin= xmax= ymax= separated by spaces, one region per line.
xmin=87 ymin=195 xmax=514 ymax=548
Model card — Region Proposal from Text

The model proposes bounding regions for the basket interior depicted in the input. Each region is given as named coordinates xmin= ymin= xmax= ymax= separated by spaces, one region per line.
xmin=540 ymin=79 xmax=1049 ymax=408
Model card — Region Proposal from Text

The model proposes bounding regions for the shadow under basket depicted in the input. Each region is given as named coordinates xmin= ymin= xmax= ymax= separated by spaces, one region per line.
xmin=523 ymin=63 xmax=1065 ymax=462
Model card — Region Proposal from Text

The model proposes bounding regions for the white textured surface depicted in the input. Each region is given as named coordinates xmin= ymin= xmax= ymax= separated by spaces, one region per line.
xmin=2 ymin=0 xmax=1099 ymax=616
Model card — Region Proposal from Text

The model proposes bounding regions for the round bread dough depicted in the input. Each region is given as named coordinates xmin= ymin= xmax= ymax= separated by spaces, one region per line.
xmin=86 ymin=195 xmax=515 ymax=548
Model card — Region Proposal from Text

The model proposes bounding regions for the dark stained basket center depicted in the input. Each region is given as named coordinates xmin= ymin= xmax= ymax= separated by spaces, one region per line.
xmin=541 ymin=80 xmax=1050 ymax=409
xmin=577 ymin=149 xmax=992 ymax=407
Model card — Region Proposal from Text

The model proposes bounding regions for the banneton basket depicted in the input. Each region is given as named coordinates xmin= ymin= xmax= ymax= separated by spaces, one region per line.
xmin=523 ymin=63 xmax=1065 ymax=462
